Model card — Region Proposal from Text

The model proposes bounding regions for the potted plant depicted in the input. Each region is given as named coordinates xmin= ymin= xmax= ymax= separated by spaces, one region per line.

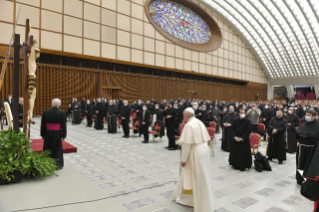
xmin=0 ymin=128 xmax=58 ymax=185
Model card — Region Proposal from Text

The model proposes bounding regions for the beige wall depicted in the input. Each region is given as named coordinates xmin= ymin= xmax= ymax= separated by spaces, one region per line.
xmin=0 ymin=0 xmax=268 ymax=84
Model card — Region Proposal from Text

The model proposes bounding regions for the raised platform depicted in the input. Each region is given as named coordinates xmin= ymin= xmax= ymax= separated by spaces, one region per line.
xmin=30 ymin=139 xmax=77 ymax=154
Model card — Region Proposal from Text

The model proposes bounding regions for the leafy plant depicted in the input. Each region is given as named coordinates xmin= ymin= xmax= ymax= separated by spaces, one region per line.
xmin=0 ymin=128 xmax=58 ymax=182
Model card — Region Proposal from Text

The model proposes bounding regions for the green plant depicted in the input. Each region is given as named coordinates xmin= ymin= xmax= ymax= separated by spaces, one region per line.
xmin=0 ymin=128 xmax=58 ymax=182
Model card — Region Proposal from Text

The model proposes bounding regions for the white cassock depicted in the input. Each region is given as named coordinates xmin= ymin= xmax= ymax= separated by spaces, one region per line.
xmin=172 ymin=116 xmax=214 ymax=212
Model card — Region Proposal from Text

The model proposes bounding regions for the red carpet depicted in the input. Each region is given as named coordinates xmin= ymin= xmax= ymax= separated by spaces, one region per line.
xmin=30 ymin=139 xmax=77 ymax=154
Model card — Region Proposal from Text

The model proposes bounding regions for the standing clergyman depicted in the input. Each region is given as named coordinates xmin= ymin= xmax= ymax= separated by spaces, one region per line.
xmin=172 ymin=108 xmax=214 ymax=212
xmin=41 ymin=98 xmax=67 ymax=170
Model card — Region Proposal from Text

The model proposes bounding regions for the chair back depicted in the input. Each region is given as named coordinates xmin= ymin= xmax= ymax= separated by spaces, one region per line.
xmin=134 ymin=120 xmax=140 ymax=127
xmin=179 ymin=123 xmax=185 ymax=134
xmin=209 ymin=122 xmax=216 ymax=128
xmin=4 ymin=102 xmax=13 ymax=129
xmin=206 ymin=127 xmax=215 ymax=139
xmin=154 ymin=122 xmax=160 ymax=131
xmin=132 ymin=113 xmax=137 ymax=119
xmin=249 ymin=133 xmax=261 ymax=148
xmin=258 ymin=123 xmax=265 ymax=131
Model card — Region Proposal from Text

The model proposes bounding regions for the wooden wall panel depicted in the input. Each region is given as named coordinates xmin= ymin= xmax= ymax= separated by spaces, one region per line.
xmin=0 ymin=61 xmax=267 ymax=116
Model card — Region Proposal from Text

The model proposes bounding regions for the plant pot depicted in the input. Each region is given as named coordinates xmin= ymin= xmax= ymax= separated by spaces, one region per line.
xmin=0 ymin=170 xmax=23 ymax=185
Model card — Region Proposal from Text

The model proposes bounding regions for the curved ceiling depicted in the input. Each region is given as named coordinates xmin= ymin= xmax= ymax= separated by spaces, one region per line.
xmin=199 ymin=0 xmax=319 ymax=80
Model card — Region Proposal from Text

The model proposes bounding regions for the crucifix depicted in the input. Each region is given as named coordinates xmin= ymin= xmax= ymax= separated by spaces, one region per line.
xmin=20 ymin=19 xmax=38 ymax=137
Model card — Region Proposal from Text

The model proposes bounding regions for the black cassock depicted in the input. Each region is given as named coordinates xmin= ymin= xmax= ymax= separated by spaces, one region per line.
xmin=72 ymin=102 xmax=81 ymax=124
xmin=120 ymin=105 xmax=131 ymax=137
xmin=268 ymin=117 xmax=287 ymax=162
xmin=229 ymin=117 xmax=252 ymax=170
xmin=163 ymin=107 xmax=178 ymax=148
xmin=202 ymin=110 xmax=211 ymax=127
xmin=261 ymin=108 xmax=272 ymax=139
xmin=221 ymin=112 xmax=236 ymax=152
xmin=86 ymin=103 xmax=93 ymax=127
xmin=94 ymin=102 xmax=104 ymax=130
xmin=285 ymin=114 xmax=299 ymax=153
xmin=41 ymin=107 xmax=67 ymax=168
xmin=108 ymin=105 xmax=117 ymax=134
xmin=296 ymin=120 xmax=319 ymax=185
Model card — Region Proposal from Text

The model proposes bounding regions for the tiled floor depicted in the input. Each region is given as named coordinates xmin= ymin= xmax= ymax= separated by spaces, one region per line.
xmin=0 ymin=118 xmax=314 ymax=212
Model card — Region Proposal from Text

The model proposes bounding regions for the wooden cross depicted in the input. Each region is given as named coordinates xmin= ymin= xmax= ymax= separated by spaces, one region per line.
xmin=20 ymin=19 xmax=34 ymax=136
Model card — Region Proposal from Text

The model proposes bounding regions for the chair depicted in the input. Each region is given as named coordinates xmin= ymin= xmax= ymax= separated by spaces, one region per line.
xmin=249 ymin=133 xmax=261 ymax=155
xmin=258 ymin=123 xmax=266 ymax=142
xmin=129 ymin=120 xmax=140 ymax=136
xmin=174 ymin=123 xmax=185 ymax=141
xmin=82 ymin=116 xmax=87 ymax=125
xmin=209 ymin=121 xmax=216 ymax=129
xmin=206 ymin=127 xmax=216 ymax=156
xmin=149 ymin=122 xmax=162 ymax=142
xmin=117 ymin=119 xmax=122 ymax=132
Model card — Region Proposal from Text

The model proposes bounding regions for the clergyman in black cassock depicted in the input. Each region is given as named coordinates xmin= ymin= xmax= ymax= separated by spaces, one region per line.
xmin=107 ymin=101 xmax=117 ymax=134
xmin=163 ymin=104 xmax=178 ymax=150
xmin=267 ymin=111 xmax=287 ymax=164
xmin=221 ymin=106 xmax=236 ymax=152
xmin=296 ymin=110 xmax=319 ymax=185
xmin=201 ymin=105 xmax=211 ymax=127
xmin=72 ymin=99 xmax=81 ymax=124
xmin=120 ymin=100 xmax=131 ymax=138
xmin=85 ymin=100 xmax=93 ymax=127
xmin=261 ymin=105 xmax=272 ymax=140
xmin=94 ymin=99 xmax=104 ymax=130
xmin=41 ymin=99 xmax=67 ymax=169
xmin=140 ymin=105 xmax=150 ymax=143
xmin=229 ymin=109 xmax=252 ymax=171
xmin=285 ymin=108 xmax=299 ymax=153
xmin=211 ymin=106 xmax=221 ymax=133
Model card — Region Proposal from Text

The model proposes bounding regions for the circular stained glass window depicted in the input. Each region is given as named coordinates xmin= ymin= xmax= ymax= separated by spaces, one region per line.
xmin=149 ymin=0 xmax=212 ymax=44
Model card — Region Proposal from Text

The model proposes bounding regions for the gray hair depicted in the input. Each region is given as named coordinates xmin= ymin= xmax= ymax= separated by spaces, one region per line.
xmin=52 ymin=98 xmax=61 ymax=108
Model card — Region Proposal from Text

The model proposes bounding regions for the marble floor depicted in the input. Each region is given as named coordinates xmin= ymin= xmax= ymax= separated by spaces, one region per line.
xmin=0 ymin=118 xmax=314 ymax=212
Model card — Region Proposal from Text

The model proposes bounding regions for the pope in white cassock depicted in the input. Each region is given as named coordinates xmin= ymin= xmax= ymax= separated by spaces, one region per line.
xmin=172 ymin=107 xmax=214 ymax=212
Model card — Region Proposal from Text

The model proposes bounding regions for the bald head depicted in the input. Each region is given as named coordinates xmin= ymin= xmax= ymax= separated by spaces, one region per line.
xmin=52 ymin=98 xmax=61 ymax=108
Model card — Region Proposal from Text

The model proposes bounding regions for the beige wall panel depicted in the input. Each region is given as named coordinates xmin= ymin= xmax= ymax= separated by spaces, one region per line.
xmin=117 ymin=30 xmax=130 ymax=47
xmin=199 ymin=52 xmax=205 ymax=64
xmin=212 ymin=56 xmax=217 ymax=65
xmin=102 ymin=43 xmax=116 ymax=59
xmin=16 ymin=25 xmax=39 ymax=44
xmin=117 ymin=14 xmax=130 ymax=31
xmin=155 ymin=40 xmax=165 ymax=54
xmin=131 ymin=49 xmax=143 ymax=63
xmin=144 ymin=23 xmax=154 ymax=38
xmin=102 ymin=9 xmax=116 ymax=27
xmin=131 ymin=18 xmax=143 ymax=35
xmin=192 ymin=62 xmax=199 ymax=72
xmin=206 ymin=65 xmax=212 ymax=74
xmin=192 ymin=51 xmax=199 ymax=62
xmin=131 ymin=34 xmax=143 ymax=50
xmin=84 ymin=3 xmax=100 ymax=23
xmin=117 ymin=46 xmax=130 ymax=61
xmin=233 ymin=71 xmax=238 ymax=79
xmin=224 ymin=69 xmax=228 ymax=78
xmin=84 ymin=21 xmax=100 ymax=40
xmin=41 ymin=31 xmax=62 ymax=51
xmin=16 ymin=4 xmax=39 ymax=28
xmin=0 ymin=0 xmax=14 ymax=23
xmin=132 ymin=3 xmax=143 ymax=20
xmin=166 ymin=56 xmax=174 ymax=69
xmin=218 ymin=67 xmax=223 ymax=76
xmin=176 ymin=59 xmax=183 ymax=70
xmin=218 ymin=58 xmax=223 ymax=68
xmin=64 ymin=35 xmax=82 ymax=54
xmin=184 ymin=60 xmax=191 ymax=71
xmin=85 ymin=0 xmax=100 ymax=6
xmin=224 ymin=59 xmax=229 ymax=69
xmin=156 ymin=54 xmax=165 ymax=67
xmin=229 ymin=70 xmax=233 ymax=78
xmin=118 ymin=0 xmax=131 ymax=15
xmin=64 ymin=0 xmax=82 ymax=18
xmin=84 ymin=39 xmax=100 ymax=57
xmin=42 ymin=0 xmax=62 ymax=13
xmin=42 ymin=11 xmax=62 ymax=33
xmin=206 ymin=54 xmax=212 ymax=65
xmin=142 ymin=36 xmax=153 ymax=53
xmin=144 ymin=13 xmax=149 ymax=23
xmin=101 ymin=26 xmax=116 ymax=43
xmin=144 ymin=52 xmax=155 ymax=65
xmin=199 ymin=63 xmax=205 ymax=73
xmin=102 ymin=0 xmax=116 ymax=11
xmin=132 ymin=0 xmax=143 ymax=5
xmin=0 ymin=22 xmax=12 ymax=45
xmin=166 ymin=43 xmax=174 ymax=57
xmin=212 ymin=66 xmax=218 ymax=75
xmin=184 ymin=49 xmax=191 ymax=60
xmin=64 ymin=16 xmax=82 ymax=37
xmin=17 ymin=0 xmax=39 ymax=7
xmin=155 ymin=31 xmax=165 ymax=41
xmin=175 ymin=46 xmax=183 ymax=59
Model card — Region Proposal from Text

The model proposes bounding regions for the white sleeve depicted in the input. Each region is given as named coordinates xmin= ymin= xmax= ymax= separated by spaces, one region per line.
xmin=181 ymin=144 xmax=191 ymax=163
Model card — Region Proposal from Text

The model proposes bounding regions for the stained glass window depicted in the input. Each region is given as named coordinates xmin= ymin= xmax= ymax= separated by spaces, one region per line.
xmin=149 ymin=0 xmax=211 ymax=44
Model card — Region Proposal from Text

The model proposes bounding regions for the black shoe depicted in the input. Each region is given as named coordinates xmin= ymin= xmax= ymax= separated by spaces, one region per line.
xmin=124 ymin=136 xmax=129 ymax=138
xmin=56 ymin=167 xmax=63 ymax=170
xmin=122 ymin=136 xmax=126 ymax=138
xmin=268 ymin=158 xmax=272 ymax=161
xmin=240 ymin=168 xmax=245 ymax=171
xmin=168 ymin=147 xmax=177 ymax=150
xmin=278 ymin=161 xmax=283 ymax=164
xmin=164 ymin=146 xmax=169 ymax=149
xmin=143 ymin=141 xmax=149 ymax=143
